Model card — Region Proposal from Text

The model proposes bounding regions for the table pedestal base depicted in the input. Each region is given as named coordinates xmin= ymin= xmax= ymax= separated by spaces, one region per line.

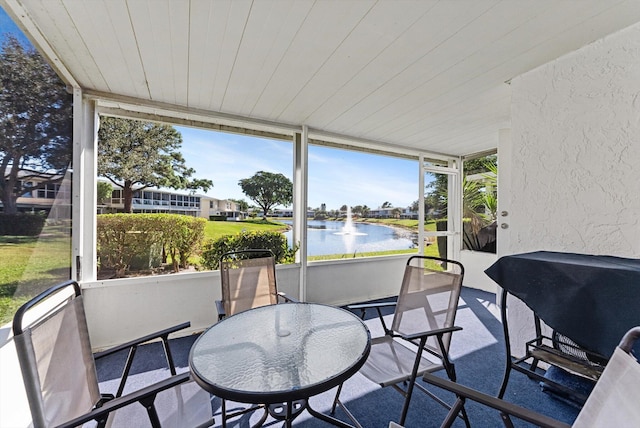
xmin=260 ymin=399 xmax=357 ymax=427
xmin=268 ymin=400 xmax=306 ymax=421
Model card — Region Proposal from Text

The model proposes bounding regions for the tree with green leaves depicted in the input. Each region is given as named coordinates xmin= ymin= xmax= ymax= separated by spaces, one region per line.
xmin=0 ymin=35 xmax=73 ymax=214
xmin=381 ymin=201 xmax=392 ymax=208
xmin=230 ymin=198 xmax=249 ymax=212
xmin=98 ymin=117 xmax=213 ymax=212
xmin=238 ymin=171 xmax=292 ymax=218
xmin=97 ymin=181 xmax=112 ymax=204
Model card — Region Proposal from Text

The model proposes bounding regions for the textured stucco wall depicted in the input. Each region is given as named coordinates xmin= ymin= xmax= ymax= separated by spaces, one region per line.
xmin=506 ymin=22 xmax=640 ymax=355
xmin=510 ymin=22 xmax=640 ymax=256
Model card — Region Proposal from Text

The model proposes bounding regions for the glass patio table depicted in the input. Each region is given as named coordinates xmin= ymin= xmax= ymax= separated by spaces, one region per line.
xmin=189 ymin=302 xmax=371 ymax=427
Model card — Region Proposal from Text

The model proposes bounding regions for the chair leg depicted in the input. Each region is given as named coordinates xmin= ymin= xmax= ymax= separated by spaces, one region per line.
xmin=400 ymin=336 xmax=431 ymax=425
xmin=446 ymin=368 xmax=471 ymax=428
xmin=331 ymin=383 xmax=363 ymax=428
xmin=441 ymin=397 xmax=466 ymax=428
xmin=331 ymin=383 xmax=343 ymax=415
xmin=140 ymin=395 xmax=161 ymax=428
xmin=221 ymin=398 xmax=227 ymax=428
xmin=438 ymin=339 xmax=470 ymax=428
xmin=399 ymin=385 xmax=414 ymax=426
xmin=459 ymin=400 xmax=471 ymax=428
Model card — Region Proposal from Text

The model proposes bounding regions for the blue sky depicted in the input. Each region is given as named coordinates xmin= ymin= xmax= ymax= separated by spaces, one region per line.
xmin=0 ymin=7 xmax=30 ymax=45
xmin=177 ymin=126 xmax=418 ymax=211
xmin=1 ymin=7 xmax=419 ymax=211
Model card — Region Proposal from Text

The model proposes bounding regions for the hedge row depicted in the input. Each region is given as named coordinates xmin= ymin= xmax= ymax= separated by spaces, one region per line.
xmin=200 ymin=230 xmax=297 ymax=270
xmin=97 ymin=213 xmax=206 ymax=277
xmin=0 ymin=213 xmax=46 ymax=236
xmin=97 ymin=214 xmax=298 ymax=278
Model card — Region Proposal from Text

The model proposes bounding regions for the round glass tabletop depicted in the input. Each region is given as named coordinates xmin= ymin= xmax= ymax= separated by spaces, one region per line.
xmin=189 ymin=302 xmax=371 ymax=403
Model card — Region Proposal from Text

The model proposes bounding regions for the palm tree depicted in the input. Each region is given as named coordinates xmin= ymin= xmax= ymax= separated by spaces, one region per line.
xmin=462 ymin=160 xmax=497 ymax=251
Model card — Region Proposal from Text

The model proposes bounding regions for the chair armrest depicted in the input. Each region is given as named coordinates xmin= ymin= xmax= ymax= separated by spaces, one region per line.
xmin=400 ymin=326 xmax=462 ymax=341
xmin=93 ymin=321 xmax=191 ymax=398
xmin=422 ymin=373 xmax=571 ymax=428
xmin=347 ymin=302 xmax=396 ymax=311
xmin=277 ymin=291 xmax=299 ymax=303
xmin=215 ymin=300 xmax=226 ymax=320
xmin=56 ymin=372 xmax=208 ymax=428
xmin=347 ymin=301 xmax=396 ymax=333
xmin=93 ymin=322 xmax=191 ymax=360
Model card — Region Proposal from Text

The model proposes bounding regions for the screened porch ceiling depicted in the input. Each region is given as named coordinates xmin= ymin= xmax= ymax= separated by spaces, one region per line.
xmin=5 ymin=0 xmax=640 ymax=157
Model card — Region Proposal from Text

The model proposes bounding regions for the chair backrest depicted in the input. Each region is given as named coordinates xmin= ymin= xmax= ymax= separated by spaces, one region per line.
xmin=392 ymin=255 xmax=464 ymax=356
xmin=220 ymin=249 xmax=278 ymax=316
xmin=572 ymin=326 xmax=640 ymax=427
xmin=12 ymin=281 xmax=101 ymax=428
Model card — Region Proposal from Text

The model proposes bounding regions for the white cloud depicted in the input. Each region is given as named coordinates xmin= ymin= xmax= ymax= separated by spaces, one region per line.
xmin=178 ymin=127 xmax=418 ymax=209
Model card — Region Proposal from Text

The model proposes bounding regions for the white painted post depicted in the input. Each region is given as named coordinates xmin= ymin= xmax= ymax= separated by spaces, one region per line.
xmin=293 ymin=127 xmax=308 ymax=301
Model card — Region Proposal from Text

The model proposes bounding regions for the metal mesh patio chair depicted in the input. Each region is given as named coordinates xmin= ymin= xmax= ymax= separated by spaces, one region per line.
xmin=332 ymin=255 xmax=469 ymax=427
xmin=13 ymin=280 xmax=214 ymax=428
xmin=216 ymin=249 xmax=295 ymax=320
xmin=215 ymin=249 xmax=296 ymax=427
xmin=423 ymin=326 xmax=640 ymax=428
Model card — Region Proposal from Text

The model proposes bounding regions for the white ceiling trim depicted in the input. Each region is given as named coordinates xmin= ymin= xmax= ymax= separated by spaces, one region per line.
xmin=5 ymin=0 xmax=640 ymax=157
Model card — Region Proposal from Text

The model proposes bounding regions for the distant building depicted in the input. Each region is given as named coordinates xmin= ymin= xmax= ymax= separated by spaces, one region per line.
xmin=272 ymin=208 xmax=314 ymax=218
xmin=368 ymin=207 xmax=394 ymax=218
xmin=6 ymin=173 xmax=242 ymax=220
xmin=368 ymin=206 xmax=418 ymax=219
xmin=400 ymin=207 xmax=418 ymax=219
xmin=0 ymin=170 xmax=72 ymax=221
xmin=100 ymin=183 xmax=243 ymax=220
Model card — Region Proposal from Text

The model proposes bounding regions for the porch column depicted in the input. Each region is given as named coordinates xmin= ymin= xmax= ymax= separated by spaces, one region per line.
xmin=293 ymin=127 xmax=308 ymax=301
xmin=72 ymin=91 xmax=98 ymax=282
xmin=448 ymin=158 xmax=462 ymax=260
xmin=418 ymin=154 xmax=425 ymax=254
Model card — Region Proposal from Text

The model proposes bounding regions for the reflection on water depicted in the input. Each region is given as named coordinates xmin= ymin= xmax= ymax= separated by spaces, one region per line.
xmin=282 ymin=220 xmax=416 ymax=256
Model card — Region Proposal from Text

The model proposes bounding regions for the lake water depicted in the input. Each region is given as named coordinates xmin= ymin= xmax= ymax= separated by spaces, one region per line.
xmin=281 ymin=220 xmax=416 ymax=256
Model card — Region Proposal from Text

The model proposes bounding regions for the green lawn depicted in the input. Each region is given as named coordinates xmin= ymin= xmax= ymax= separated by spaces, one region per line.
xmin=307 ymin=240 xmax=440 ymax=262
xmin=204 ymin=218 xmax=289 ymax=240
xmin=356 ymin=217 xmax=437 ymax=232
xmin=0 ymin=235 xmax=71 ymax=324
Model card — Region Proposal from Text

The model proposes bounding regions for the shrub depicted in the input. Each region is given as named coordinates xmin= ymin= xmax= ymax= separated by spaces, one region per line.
xmin=97 ymin=213 xmax=207 ymax=277
xmin=0 ymin=213 xmax=46 ymax=236
xmin=462 ymin=219 xmax=496 ymax=253
xmin=97 ymin=214 xmax=162 ymax=277
xmin=161 ymin=215 xmax=206 ymax=271
xmin=201 ymin=230 xmax=297 ymax=270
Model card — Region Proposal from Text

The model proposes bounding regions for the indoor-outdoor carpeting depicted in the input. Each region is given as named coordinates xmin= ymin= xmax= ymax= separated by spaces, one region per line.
xmin=95 ymin=287 xmax=581 ymax=427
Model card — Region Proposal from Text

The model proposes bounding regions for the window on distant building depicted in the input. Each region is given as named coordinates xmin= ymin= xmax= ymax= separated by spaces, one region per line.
xmin=36 ymin=183 xmax=60 ymax=199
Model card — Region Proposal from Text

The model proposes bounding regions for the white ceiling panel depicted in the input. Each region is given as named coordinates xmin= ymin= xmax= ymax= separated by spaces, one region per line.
xmin=5 ymin=0 xmax=640 ymax=156
xmin=221 ymin=0 xmax=314 ymax=116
